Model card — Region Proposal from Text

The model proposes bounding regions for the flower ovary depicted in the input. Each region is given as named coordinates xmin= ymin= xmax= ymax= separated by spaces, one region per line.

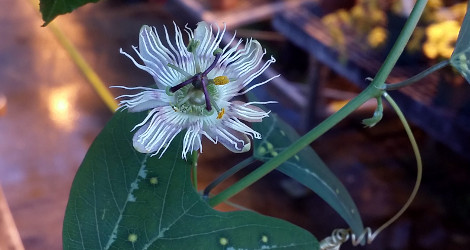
xmin=173 ymin=84 xmax=219 ymax=117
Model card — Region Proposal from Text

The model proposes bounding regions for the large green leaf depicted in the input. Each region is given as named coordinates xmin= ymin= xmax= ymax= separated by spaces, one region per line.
xmin=63 ymin=111 xmax=319 ymax=249
xmin=40 ymin=0 xmax=99 ymax=26
xmin=252 ymin=114 xmax=364 ymax=238
xmin=450 ymin=0 xmax=470 ymax=83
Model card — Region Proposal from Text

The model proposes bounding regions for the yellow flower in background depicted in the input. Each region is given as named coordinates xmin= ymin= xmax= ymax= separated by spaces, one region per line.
xmin=428 ymin=0 xmax=443 ymax=9
xmin=406 ymin=27 xmax=426 ymax=54
xmin=336 ymin=9 xmax=351 ymax=23
xmin=321 ymin=12 xmax=346 ymax=51
xmin=370 ymin=9 xmax=386 ymax=25
xmin=321 ymin=0 xmax=465 ymax=60
xmin=423 ymin=20 xmax=460 ymax=59
xmin=351 ymin=5 xmax=365 ymax=21
xmin=450 ymin=2 xmax=468 ymax=22
xmin=367 ymin=27 xmax=387 ymax=48
xmin=422 ymin=0 xmax=443 ymax=22
xmin=322 ymin=13 xmax=338 ymax=26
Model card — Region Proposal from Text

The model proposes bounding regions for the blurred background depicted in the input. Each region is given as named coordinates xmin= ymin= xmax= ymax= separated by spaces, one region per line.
xmin=1 ymin=0 xmax=470 ymax=249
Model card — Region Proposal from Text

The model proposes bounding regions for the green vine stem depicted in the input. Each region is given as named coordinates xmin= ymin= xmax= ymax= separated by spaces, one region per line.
xmin=369 ymin=0 xmax=429 ymax=90
xmin=385 ymin=60 xmax=450 ymax=90
xmin=191 ymin=150 xmax=198 ymax=190
xmin=203 ymin=156 xmax=256 ymax=200
xmin=209 ymin=86 xmax=379 ymax=206
xmin=208 ymin=0 xmax=429 ymax=207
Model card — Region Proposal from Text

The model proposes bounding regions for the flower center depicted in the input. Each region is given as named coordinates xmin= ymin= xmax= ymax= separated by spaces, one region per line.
xmin=172 ymin=83 xmax=219 ymax=116
xmin=168 ymin=49 xmax=229 ymax=119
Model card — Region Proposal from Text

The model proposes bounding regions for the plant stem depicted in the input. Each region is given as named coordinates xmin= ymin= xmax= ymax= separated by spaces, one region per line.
xmin=385 ymin=60 xmax=449 ymax=90
xmin=208 ymin=0 xmax=429 ymax=207
xmin=208 ymin=85 xmax=379 ymax=207
xmin=191 ymin=151 xmax=198 ymax=190
xmin=27 ymin=0 xmax=119 ymax=112
xmin=370 ymin=0 xmax=429 ymax=90
xmin=48 ymin=23 xmax=119 ymax=112
xmin=203 ymin=156 xmax=256 ymax=200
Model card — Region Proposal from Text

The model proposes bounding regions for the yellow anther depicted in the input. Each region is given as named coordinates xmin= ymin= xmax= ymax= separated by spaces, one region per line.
xmin=217 ymin=108 xmax=225 ymax=119
xmin=214 ymin=76 xmax=229 ymax=85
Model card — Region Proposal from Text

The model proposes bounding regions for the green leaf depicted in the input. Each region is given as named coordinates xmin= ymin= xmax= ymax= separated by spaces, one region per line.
xmin=40 ymin=0 xmax=99 ymax=26
xmin=450 ymin=0 xmax=470 ymax=83
xmin=252 ymin=114 xmax=364 ymax=237
xmin=63 ymin=111 xmax=319 ymax=249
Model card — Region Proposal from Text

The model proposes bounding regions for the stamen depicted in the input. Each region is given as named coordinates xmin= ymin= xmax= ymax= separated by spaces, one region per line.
xmin=217 ymin=108 xmax=225 ymax=119
xmin=210 ymin=98 xmax=221 ymax=112
xmin=177 ymin=91 xmax=193 ymax=106
xmin=167 ymin=63 xmax=192 ymax=78
xmin=194 ymin=52 xmax=201 ymax=73
xmin=214 ymin=76 xmax=229 ymax=85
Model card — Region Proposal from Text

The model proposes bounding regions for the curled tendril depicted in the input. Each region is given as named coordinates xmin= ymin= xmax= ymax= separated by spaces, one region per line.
xmin=319 ymin=228 xmax=379 ymax=250
xmin=321 ymin=93 xmax=422 ymax=250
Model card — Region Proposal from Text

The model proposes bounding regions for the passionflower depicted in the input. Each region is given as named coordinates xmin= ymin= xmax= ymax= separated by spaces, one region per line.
xmin=115 ymin=22 xmax=277 ymax=158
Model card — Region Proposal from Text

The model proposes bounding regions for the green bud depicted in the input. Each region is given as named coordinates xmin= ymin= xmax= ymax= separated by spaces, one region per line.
xmin=266 ymin=142 xmax=274 ymax=151
xmin=257 ymin=146 xmax=267 ymax=156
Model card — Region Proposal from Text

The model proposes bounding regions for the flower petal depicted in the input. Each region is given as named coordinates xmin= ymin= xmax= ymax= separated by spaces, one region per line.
xmin=194 ymin=21 xmax=211 ymax=44
xmin=194 ymin=22 xmax=226 ymax=72
xmin=206 ymin=125 xmax=251 ymax=153
xmin=222 ymin=117 xmax=261 ymax=140
xmin=228 ymin=101 xmax=270 ymax=122
xmin=116 ymin=89 xmax=170 ymax=112
xmin=132 ymin=108 xmax=183 ymax=157
xmin=222 ymin=40 xmax=263 ymax=81
xmin=138 ymin=25 xmax=187 ymax=88
xmin=182 ymin=123 xmax=204 ymax=158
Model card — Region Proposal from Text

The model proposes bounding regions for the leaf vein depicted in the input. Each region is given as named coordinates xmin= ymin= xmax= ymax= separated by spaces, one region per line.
xmin=103 ymin=154 xmax=149 ymax=250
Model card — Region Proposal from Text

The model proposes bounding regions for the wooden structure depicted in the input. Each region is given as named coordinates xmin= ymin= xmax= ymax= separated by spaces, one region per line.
xmin=272 ymin=3 xmax=470 ymax=156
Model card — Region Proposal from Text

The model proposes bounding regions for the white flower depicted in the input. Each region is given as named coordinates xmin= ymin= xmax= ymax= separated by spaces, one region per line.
xmin=115 ymin=22 xmax=277 ymax=158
